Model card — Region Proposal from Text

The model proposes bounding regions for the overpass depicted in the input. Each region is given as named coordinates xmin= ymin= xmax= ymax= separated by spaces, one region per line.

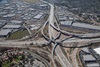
xmin=0 ymin=0 xmax=100 ymax=67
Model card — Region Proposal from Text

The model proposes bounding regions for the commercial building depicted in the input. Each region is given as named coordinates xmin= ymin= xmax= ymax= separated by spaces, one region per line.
xmin=3 ymin=24 xmax=21 ymax=29
xmin=4 ymin=7 xmax=14 ymax=10
xmin=3 ymin=14 xmax=16 ymax=18
xmin=60 ymin=21 xmax=100 ymax=31
xmin=0 ymin=29 xmax=12 ymax=37
xmin=83 ymin=55 xmax=96 ymax=62
xmin=0 ymin=12 xmax=7 ymax=15
xmin=30 ymin=25 xmax=39 ymax=30
xmin=80 ymin=48 xmax=100 ymax=67
xmin=0 ymin=20 xmax=7 ymax=29
xmin=10 ymin=20 xmax=23 ymax=25
xmin=87 ymin=63 xmax=100 ymax=67
xmin=39 ymin=4 xmax=48 ymax=10
xmin=34 ymin=12 xmax=44 ymax=19
xmin=59 ymin=16 xmax=66 ymax=21
xmin=94 ymin=47 xmax=100 ymax=55
xmin=72 ymin=22 xmax=100 ymax=31
xmin=82 ymin=48 xmax=90 ymax=54
xmin=60 ymin=21 xmax=73 ymax=26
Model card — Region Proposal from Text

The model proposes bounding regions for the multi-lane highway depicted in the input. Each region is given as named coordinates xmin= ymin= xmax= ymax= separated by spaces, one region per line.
xmin=0 ymin=37 xmax=100 ymax=47
xmin=43 ymin=1 xmax=74 ymax=67
xmin=71 ymin=48 xmax=79 ymax=67
xmin=0 ymin=0 xmax=100 ymax=67
xmin=41 ymin=1 xmax=100 ymax=67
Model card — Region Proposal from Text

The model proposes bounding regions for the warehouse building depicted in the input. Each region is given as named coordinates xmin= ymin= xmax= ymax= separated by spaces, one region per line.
xmin=0 ymin=12 xmax=7 ymax=16
xmin=60 ymin=21 xmax=100 ymax=31
xmin=34 ymin=12 xmax=44 ymax=19
xmin=60 ymin=21 xmax=73 ymax=26
xmin=3 ymin=24 xmax=21 ymax=29
xmin=0 ymin=29 xmax=12 ymax=37
xmin=10 ymin=20 xmax=23 ymax=25
xmin=72 ymin=22 xmax=100 ymax=31
xmin=59 ymin=16 xmax=66 ymax=21
xmin=30 ymin=25 xmax=39 ymax=30
xmin=87 ymin=63 xmax=100 ymax=67
xmin=80 ymin=48 xmax=100 ymax=67
xmin=3 ymin=14 xmax=16 ymax=18
xmin=0 ymin=20 xmax=7 ymax=29
xmin=82 ymin=55 xmax=96 ymax=62
xmin=39 ymin=4 xmax=48 ymax=10
xmin=82 ymin=48 xmax=90 ymax=54
xmin=94 ymin=47 xmax=100 ymax=55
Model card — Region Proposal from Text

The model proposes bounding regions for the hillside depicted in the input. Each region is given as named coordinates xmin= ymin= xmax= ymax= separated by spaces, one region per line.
xmin=54 ymin=0 xmax=100 ymax=13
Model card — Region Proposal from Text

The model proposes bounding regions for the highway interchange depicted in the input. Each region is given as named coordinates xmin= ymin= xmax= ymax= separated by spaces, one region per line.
xmin=0 ymin=0 xmax=100 ymax=67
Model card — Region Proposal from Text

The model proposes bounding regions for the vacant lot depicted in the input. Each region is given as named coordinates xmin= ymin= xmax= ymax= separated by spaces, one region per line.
xmin=7 ymin=30 xmax=29 ymax=40
xmin=21 ymin=0 xmax=39 ymax=3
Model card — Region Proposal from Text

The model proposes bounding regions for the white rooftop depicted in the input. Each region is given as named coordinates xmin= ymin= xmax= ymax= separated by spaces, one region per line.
xmin=3 ymin=25 xmax=21 ymax=29
xmin=82 ymin=48 xmax=90 ymax=53
xmin=0 ymin=12 xmax=7 ymax=15
xmin=87 ymin=63 xmax=100 ymax=67
xmin=0 ymin=20 xmax=6 ymax=23
xmin=30 ymin=25 xmax=35 ymax=27
xmin=58 ymin=13 xmax=64 ymax=16
xmin=83 ymin=55 xmax=96 ymax=61
xmin=61 ymin=21 xmax=72 ymax=26
xmin=73 ymin=22 xmax=100 ymax=30
xmin=39 ymin=4 xmax=48 ymax=7
xmin=30 ymin=25 xmax=39 ymax=30
xmin=3 ymin=14 xmax=15 ymax=18
xmin=7 ymin=14 xmax=16 ymax=17
xmin=34 ymin=12 xmax=43 ymax=19
xmin=4 ymin=7 xmax=13 ymax=10
xmin=59 ymin=17 xmax=66 ymax=20
xmin=0 ymin=29 xmax=11 ymax=36
xmin=28 ymin=8 xmax=35 ymax=11
xmin=10 ymin=20 xmax=22 ymax=24
xmin=94 ymin=47 xmax=100 ymax=55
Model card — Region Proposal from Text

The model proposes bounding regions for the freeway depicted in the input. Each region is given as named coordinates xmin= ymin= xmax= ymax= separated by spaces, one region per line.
xmin=0 ymin=37 xmax=100 ymax=47
xmin=1 ymin=36 xmax=100 ymax=57
xmin=50 ymin=24 xmax=100 ymax=38
xmin=0 ymin=40 xmax=47 ymax=46
xmin=71 ymin=48 xmax=79 ymax=67
xmin=43 ymin=1 xmax=74 ymax=67
xmin=23 ymin=23 xmax=32 ymax=35
xmin=63 ymin=38 xmax=100 ymax=43
xmin=0 ymin=0 xmax=100 ymax=67
xmin=0 ymin=36 xmax=100 ymax=45
xmin=41 ymin=1 xmax=100 ymax=67
xmin=41 ymin=18 xmax=49 ymax=40
xmin=44 ymin=1 xmax=57 ymax=67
